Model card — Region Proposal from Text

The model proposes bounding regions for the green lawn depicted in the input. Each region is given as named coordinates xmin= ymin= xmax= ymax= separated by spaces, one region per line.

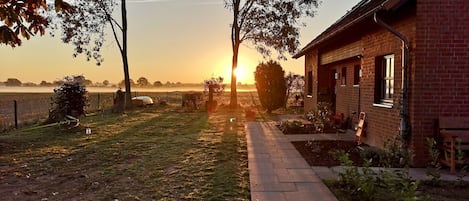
xmin=0 ymin=104 xmax=250 ymax=200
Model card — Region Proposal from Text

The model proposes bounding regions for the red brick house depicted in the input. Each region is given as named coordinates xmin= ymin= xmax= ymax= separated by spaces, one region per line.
xmin=293 ymin=0 xmax=469 ymax=166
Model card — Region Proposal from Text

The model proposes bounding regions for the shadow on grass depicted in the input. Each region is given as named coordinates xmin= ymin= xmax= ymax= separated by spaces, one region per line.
xmin=0 ymin=108 xmax=211 ymax=200
xmin=204 ymin=110 xmax=250 ymax=200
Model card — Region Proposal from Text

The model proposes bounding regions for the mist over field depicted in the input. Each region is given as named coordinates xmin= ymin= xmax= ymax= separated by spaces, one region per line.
xmin=0 ymin=86 xmax=256 ymax=93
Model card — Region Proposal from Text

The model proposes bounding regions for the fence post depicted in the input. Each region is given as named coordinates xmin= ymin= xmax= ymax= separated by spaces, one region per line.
xmin=97 ymin=93 xmax=101 ymax=110
xmin=14 ymin=100 xmax=18 ymax=129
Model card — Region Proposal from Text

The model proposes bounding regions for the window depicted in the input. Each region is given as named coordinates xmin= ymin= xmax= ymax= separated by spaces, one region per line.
xmin=353 ymin=65 xmax=361 ymax=86
xmin=375 ymin=55 xmax=394 ymax=104
xmin=307 ymin=70 xmax=313 ymax=96
xmin=341 ymin=67 xmax=347 ymax=86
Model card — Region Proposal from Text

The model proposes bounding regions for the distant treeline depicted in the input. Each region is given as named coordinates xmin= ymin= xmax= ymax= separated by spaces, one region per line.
xmin=1 ymin=77 xmax=254 ymax=88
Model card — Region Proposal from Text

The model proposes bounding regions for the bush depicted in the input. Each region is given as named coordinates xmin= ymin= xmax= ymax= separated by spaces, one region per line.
xmin=47 ymin=75 xmax=89 ymax=123
xmin=278 ymin=120 xmax=303 ymax=134
xmin=305 ymin=102 xmax=334 ymax=132
xmin=254 ymin=60 xmax=287 ymax=113
xmin=331 ymin=151 xmax=421 ymax=201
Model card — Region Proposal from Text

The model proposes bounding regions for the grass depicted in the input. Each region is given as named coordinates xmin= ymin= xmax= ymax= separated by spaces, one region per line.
xmin=0 ymin=97 xmax=250 ymax=200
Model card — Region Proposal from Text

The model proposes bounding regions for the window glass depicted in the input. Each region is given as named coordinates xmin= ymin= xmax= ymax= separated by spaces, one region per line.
xmin=341 ymin=67 xmax=346 ymax=86
xmin=307 ymin=70 xmax=313 ymax=95
xmin=353 ymin=65 xmax=360 ymax=85
xmin=376 ymin=55 xmax=394 ymax=104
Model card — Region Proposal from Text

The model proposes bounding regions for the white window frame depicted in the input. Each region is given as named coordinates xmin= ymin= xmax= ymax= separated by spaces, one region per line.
xmin=380 ymin=55 xmax=394 ymax=104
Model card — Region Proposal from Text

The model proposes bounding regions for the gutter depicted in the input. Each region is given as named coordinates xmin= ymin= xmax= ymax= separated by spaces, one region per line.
xmin=373 ymin=10 xmax=410 ymax=145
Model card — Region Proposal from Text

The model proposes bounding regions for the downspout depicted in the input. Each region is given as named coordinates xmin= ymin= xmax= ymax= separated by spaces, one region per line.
xmin=373 ymin=11 xmax=410 ymax=146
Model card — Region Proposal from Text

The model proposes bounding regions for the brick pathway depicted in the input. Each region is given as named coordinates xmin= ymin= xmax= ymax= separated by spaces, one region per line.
xmin=246 ymin=122 xmax=338 ymax=201
xmin=245 ymin=120 xmax=468 ymax=201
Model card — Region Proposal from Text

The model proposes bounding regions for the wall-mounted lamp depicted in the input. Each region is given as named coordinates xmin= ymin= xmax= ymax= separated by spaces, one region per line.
xmin=359 ymin=69 xmax=363 ymax=78
xmin=334 ymin=72 xmax=339 ymax=80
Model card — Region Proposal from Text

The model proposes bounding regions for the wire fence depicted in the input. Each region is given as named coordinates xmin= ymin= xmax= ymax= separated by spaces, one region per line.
xmin=0 ymin=92 xmax=166 ymax=131
xmin=0 ymin=91 xmax=258 ymax=131
xmin=0 ymin=93 xmax=51 ymax=130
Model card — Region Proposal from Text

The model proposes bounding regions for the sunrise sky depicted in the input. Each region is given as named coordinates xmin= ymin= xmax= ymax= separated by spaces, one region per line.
xmin=0 ymin=0 xmax=360 ymax=85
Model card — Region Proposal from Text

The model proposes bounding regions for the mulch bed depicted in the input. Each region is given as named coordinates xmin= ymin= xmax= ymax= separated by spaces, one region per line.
xmin=292 ymin=140 xmax=373 ymax=167
xmin=277 ymin=123 xmax=338 ymax=135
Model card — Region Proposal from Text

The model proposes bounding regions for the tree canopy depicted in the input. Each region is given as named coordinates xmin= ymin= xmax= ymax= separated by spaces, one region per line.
xmin=224 ymin=0 xmax=319 ymax=107
xmin=53 ymin=0 xmax=132 ymax=108
xmin=137 ymin=77 xmax=150 ymax=87
xmin=51 ymin=0 xmax=117 ymax=65
xmin=4 ymin=78 xmax=22 ymax=86
xmin=0 ymin=0 xmax=73 ymax=47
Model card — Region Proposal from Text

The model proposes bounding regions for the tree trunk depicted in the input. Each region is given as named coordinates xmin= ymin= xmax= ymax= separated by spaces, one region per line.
xmin=230 ymin=47 xmax=239 ymax=108
xmin=230 ymin=0 xmax=240 ymax=109
xmin=121 ymin=0 xmax=132 ymax=109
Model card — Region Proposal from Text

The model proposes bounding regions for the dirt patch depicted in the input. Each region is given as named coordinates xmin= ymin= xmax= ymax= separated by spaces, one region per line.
xmin=417 ymin=181 xmax=469 ymax=201
xmin=292 ymin=140 xmax=367 ymax=167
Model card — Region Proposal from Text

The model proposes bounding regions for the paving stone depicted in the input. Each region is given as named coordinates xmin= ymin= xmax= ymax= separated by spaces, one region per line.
xmin=251 ymin=192 xmax=286 ymax=201
xmin=283 ymin=191 xmax=338 ymax=201
xmin=250 ymin=181 xmax=297 ymax=192
xmin=277 ymin=168 xmax=321 ymax=182
xmin=311 ymin=166 xmax=339 ymax=180
xmin=272 ymin=158 xmax=311 ymax=169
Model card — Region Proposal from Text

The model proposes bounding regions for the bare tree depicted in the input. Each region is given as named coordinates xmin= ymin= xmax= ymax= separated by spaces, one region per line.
xmin=224 ymin=0 xmax=319 ymax=108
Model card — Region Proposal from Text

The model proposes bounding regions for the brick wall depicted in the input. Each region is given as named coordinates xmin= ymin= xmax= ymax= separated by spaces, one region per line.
xmin=412 ymin=0 xmax=469 ymax=165
xmin=303 ymin=6 xmax=416 ymax=155
xmin=325 ymin=59 xmax=361 ymax=125
xmin=304 ymin=50 xmax=319 ymax=112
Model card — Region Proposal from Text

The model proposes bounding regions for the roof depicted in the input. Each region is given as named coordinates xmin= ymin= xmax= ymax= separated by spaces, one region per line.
xmin=293 ymin=0 xmax=409 ymax=58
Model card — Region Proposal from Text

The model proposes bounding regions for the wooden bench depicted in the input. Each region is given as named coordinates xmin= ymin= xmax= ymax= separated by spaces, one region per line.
xmin=438 ymin=117 xmax=469 ymax=173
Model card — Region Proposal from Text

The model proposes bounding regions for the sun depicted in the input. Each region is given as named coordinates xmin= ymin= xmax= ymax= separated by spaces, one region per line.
xmin=220 ymin=60 xmax=255 ymax=84
xmin=234 ymin=66 xmax=246 ymax=80
xmin=233 ymin=65 xmax=254 ymax=84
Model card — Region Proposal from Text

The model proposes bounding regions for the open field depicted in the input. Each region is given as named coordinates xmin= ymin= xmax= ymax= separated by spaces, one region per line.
xmin=0 ymin=92 xmax=258 ymax=200
xmin=0 ymin=90 xmax=259 ymax=131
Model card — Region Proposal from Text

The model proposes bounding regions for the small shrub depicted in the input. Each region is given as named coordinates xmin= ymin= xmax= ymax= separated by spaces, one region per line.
xmin=305 ymin=102 xmax=334 ymax=132
xmin=333 ymin=151 xmax=378 ymax=200
xmin=381 ymin=138 xmax=413 ymax=168
xmin=359 ymin=146 xmax=385 ymax=165
xmin=426 ymin=137 xmax=441 ymax=186
xmin=278 ymin=120 xmax=303 ymax=134
xmin=455 ymin=139 xmax=467 ymax=187
xmin=47 ymin=75 xmax=89 ymax=124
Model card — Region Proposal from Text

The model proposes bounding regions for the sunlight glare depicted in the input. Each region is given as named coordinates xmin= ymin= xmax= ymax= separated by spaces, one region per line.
xmin=234 ymin=65 xmax=248 ymax=83
xmin=220 ymin=59 xmax=255 ymax=85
